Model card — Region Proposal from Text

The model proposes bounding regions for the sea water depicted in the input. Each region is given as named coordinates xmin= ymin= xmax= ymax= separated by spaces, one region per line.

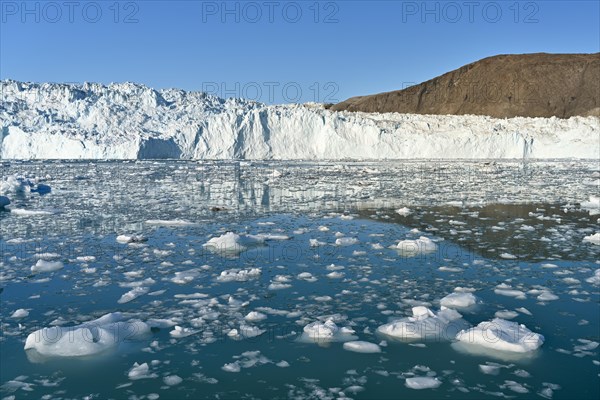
xmin=0 ymin=160 xmax=598 ymax=399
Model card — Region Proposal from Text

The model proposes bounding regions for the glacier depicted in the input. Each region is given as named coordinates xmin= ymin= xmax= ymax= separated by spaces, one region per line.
xmin=1 ymin=80 xmax=598 ymax=160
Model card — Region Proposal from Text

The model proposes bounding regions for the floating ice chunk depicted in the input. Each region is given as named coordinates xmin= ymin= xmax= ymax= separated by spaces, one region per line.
xmin=582 ymin=233 xmax=600 ymax=245
xmin=118 ymin=287 xmax=149 ymax=304
xmin=377 ymin=306 xmax=468 ymax=342
xmin=585 ymin=269 xmax=600 ymax=285
xmin=145 ymin=219 xmax=197 ymax=226
xmin=454 ymin=318 xmax=544 ymax=353
xmin=494 ymin=284 xmax=526 ymax=299
xmin=343 ymin=341 xmax=381 ymax=353
xmin=395 ymin=207 xmax=412 ymax=216
xmin=479 ymin=364 xmax=501 ymax=375
xmin=170 ymin=326 xmax=197 ymax=338
xmin=299 ymin=319 xmax=357 ymax=343
xmin=335 ymin=237 xmax=358 ymax=246
xmin=326 ymin=271 xmax=345 ymax=279
xmin=203 ymin=232 xmax=263 ymax=254
xmin=216 ymin=268 xmax=261 ymax=282
xmin=24 ymin=312 xmax=150 ymax=360
xmin=309 ymin=238 xmax=326 ymax=247
xmin=171 ymin=268 xmax=201 ymax=284
xmin=268 ymin=282 xmax=292 ymax=290
xmin=230 ymin=324 xmax=266 ymax=339
xmin=502 ymin=380 xmax=529 ymax=393
xmin=163 ymin=375 xmax=182 ymax=386
xmin=580 ymin=196 xmax=600 ymax=215
xmin=500 ymin=253 xmax=517 ymax=259
xmin=495 ymin=310 xmax=519 ymax=319
xmin=405 ymin=377 xmax=442 ymax=390
xmin=116 ymin=234 xmax=147 ymax=244
xmin=245 ymin=311 xmax=267 ymax=322
xmin=297 ymin=272 xmax=317 ymax=282
xmin=250 ymin=233 xmax=290 ymax=241
xmin=128 ymin=362 xmax=158 ymax=380
xmin=31 ymin=259 xmax=64 ymax=273
xmin=222 ymin=362 xmax=241 ymax=373
xmin=440 ymin=292 xmax=478 ymax=309
xmin=11 ymin=309 xmax=29 ymax=319
xmin=394 ymin=236 xmax=437 ymax=256
xmin=147 ymin=319 xmax=177 ymax=329
xmin=276 ymin=360 xmax=290 ymax=367
xmin=537 ymin=291 xmax=559 ymax=301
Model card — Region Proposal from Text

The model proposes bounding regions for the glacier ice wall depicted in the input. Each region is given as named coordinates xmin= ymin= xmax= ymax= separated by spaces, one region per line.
xmin=1 ymin=80 xmax=598 ymax=160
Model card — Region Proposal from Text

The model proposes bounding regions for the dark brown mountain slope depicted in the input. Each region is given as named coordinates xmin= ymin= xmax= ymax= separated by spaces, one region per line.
xmin=330 ymin=53 xmax=600 ymax=118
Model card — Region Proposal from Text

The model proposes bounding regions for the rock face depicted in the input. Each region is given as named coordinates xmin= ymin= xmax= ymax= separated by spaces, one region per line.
xmin=0 ymin=79 xmax=598 ymax=159
xmin=331 ymin=53 xmax=600 ymax=118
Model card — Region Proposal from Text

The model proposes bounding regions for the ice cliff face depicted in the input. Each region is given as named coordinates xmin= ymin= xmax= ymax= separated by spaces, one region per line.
xmin=1 ymin=80 xmax=598 ymax=159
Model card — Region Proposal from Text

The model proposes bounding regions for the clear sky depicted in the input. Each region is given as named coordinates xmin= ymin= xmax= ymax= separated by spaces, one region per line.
xmin=1 ymin=0 xmax=599 ymax=103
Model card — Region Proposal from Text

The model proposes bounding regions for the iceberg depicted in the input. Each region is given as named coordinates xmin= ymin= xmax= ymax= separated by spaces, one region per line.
xmin=24 ymin=312 xmax=150 ymax=361
xmin=377 ymin=306 xmax=469 ymax=342
xmin=454 ymin=318 xmax=544 ymax=354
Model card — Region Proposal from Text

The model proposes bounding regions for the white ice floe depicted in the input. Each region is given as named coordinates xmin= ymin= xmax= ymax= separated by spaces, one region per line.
xmin=494 ymin=284 xmax=527 ymax=299
xmin=405 ymin=377 xmax=442 ymax=390
xmin=454 ymin=318 xmax=544 ymax=353
xmin=377 ymin=306 xmax=468 ymax=342
xmin=31 ymin=259 xmax=64 ymax=273
xmin=245 ymin=311 xmax=267 ymax=322
xmin=10 ymin=309 xmax=29 ymax=319
xmin=170 ymin=326 xmax=198 ymax=338
xmin=116 ymin=234 xmax=147 ymax=244
xmin=216 ymin=268 xmax=261 ymax=282
xmin=118 ymin=287 xmax=149 ymax=304
xmin=203 ymin=232 xmax=264 ymax=254
xmin=582 ymin=233 xmax=600 ymax=245
xmin=393 ymin=236 xmax=437 ymax=256
xmin=128 ymin=362 xmax=158 ymax=380
xmin=145 ymin=219 xmax=197 ymax=226
xmin=395 ymin=207 xmax=412 ymax=216
xmin=586 ymin=269 xmax=600 ymax=285
xmin=580 ymin=196 xmax=600 ymax=216
xmin=495 ymin=310 xmax=519 ymax=319
xmin=335 ymin=237 xmax=358 ymax=246
xmin=440 ymin=292 xmax=478 ymax=309
xmin=299 ymin=319 xmax=357 ymax=343
xmin=163 ymin=375 xmax=183 ymax=386
xmin=171 ymin=268 xmax=201 ymax=284
xmin=343 ymin=341 xmax=382 ymax=353
xmin=537 ymin=291 xmax=559 ymax=301
xmin=24 ymin=312 xmax=150 ymax=360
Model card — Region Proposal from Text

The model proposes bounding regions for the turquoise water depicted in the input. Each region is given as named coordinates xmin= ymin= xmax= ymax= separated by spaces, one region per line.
xmin=1 ymin=161 xmax=599 ymax=399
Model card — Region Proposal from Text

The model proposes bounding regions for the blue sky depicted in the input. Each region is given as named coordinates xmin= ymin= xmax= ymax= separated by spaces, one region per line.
xmin=1 ymin=0 xmax=599 ymax=103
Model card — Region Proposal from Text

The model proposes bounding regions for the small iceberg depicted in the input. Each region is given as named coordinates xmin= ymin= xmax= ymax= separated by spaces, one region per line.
xmin=343 ymin=341 xmax=382 ymax=353
xmin=393 ymin=236 xmax=438 ymax=256
xmin=377 ymin=306 xmax=469 ymax=342
xmin=453 ymin=318 xmax=544 ymax=355
xmin=24 ymin=312 xmax=150 ymax=361
xmin=582 ymin=233 xmax=600 ymax=245
xmin=298 ymin=318 xmax=357 ymax=344
xmin=203 ymin=232 xmax=264 ymax=255
xmin=405 ymin=377 xmax=442 ymax=390
xmin=440 ymin=292 xmax=478 ymax=309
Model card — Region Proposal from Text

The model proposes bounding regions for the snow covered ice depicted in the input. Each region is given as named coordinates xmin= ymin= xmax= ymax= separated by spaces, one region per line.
xmin=24 ymin=313 xmax=150 ymax=360
xmin=454 ymin=318 xmax=545 ymax=353
xmin=377 ymin=306 xmax=469 ymax=341
xmin=1 ymin=80 xmax=599 ymax=160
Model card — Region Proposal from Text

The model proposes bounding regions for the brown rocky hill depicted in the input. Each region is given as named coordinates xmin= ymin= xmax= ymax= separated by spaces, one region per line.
xmin=330 ymin=53 xmax=600 ymax=118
